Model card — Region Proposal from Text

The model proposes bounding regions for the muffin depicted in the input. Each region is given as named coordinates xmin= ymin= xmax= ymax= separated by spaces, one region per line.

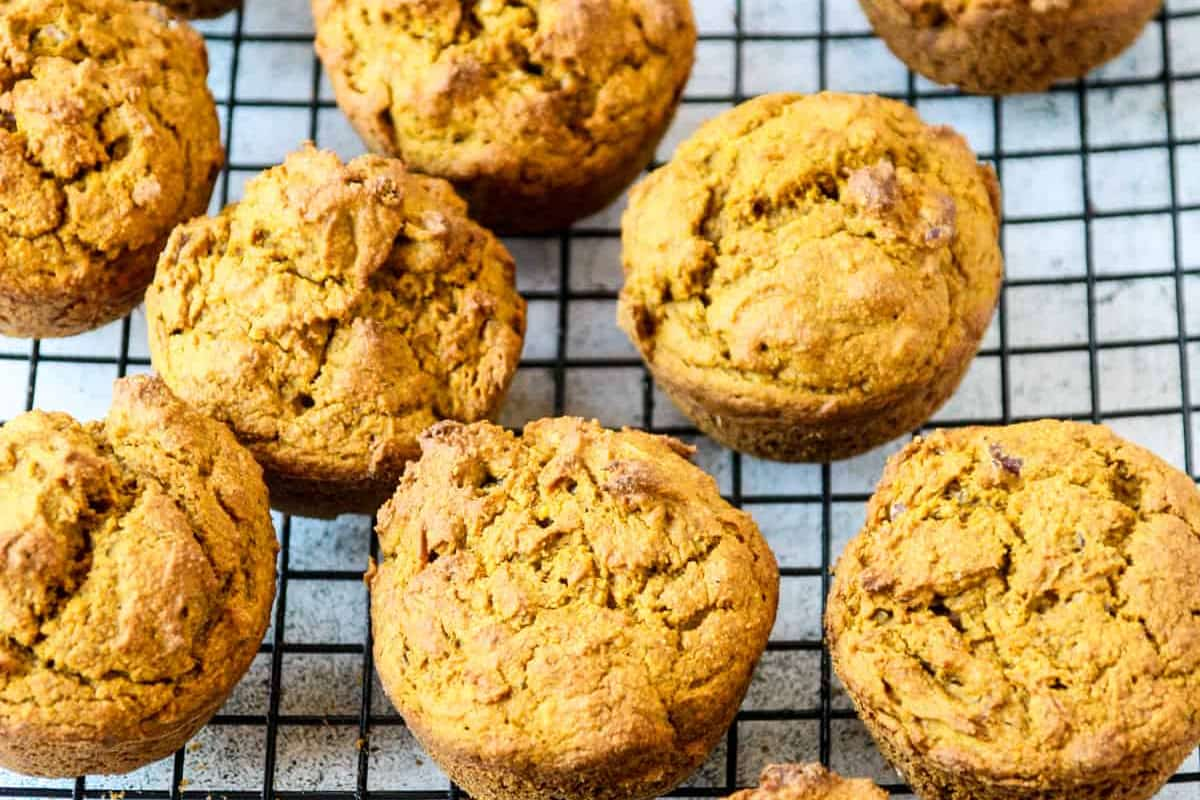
xmin=859 ymin=0 xmax=1162 ymax=94
xmin=0 ymin=375 xmax=277 ymax=777
xmin=827 ymin=420 xmax=1200 ymax=800
xmin=146 ymin=146 xmax=526 ymax=518
xmin=618 ymin=93 xmax=1002 ymax=463
xmin=370 ymin=418 xmax=779 ymax=800
xmin=0 ymin=0 xmax=223 ymax=338
xmin=727 ymin=764 xmax=887 ymax=799
xmin=311 ymin=0 xmax=696 ymax=233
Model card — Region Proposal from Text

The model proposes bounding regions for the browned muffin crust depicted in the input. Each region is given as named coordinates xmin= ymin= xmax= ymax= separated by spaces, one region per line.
xmin=727 ymin=764 xmax=888 ymax=799
xmin=859 ymin=0 xmax=1163 ymax=94
xmin=619 ymin=93 xmax=1002 ymax=462
xmin=827 ymin=420 xmax=1200 ymax=800
xmin=312 ymin=0 xmax=696 ymax=233
xmin=0 ymin=0 xmax=223 ymax=338
xmin=0 ymin=376 xmax=277 ymax=777
xmin=146 ymin=146 xmax=526 ymax=518
xmin=371 ymin=418 xmax=779 ymax=800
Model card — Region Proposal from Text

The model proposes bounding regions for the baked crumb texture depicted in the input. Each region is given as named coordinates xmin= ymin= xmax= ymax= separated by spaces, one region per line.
xmin=312 ymin=0 xmax=696 ymax=233
xmin=726 ymin=764 xmax=888 ymax=799
xmin=0 ymin=0 xmax=223 ymax=338
xmin=371 ymin=417 xmax=779 ymax=800
xmin=828 ymin=420 xmax=1200 ymax=800
xmin=859 ymin=0 xmax=1163 ymax=94
xmin=146 ymin=146 xmax=526 ymax=518
xmin=0 ymin=376 xmax=277 ymax=777
xmin=619 ymin=92 xmax=1003 ymax=463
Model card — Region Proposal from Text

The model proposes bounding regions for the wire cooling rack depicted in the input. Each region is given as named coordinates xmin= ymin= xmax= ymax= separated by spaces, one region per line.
xmin=1 ymin=0 xmax=1199 ymax=798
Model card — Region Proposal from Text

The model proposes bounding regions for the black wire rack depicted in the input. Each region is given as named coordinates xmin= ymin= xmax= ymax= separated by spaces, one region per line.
xmin=1 ymin=0 xmax=1199 ymax=797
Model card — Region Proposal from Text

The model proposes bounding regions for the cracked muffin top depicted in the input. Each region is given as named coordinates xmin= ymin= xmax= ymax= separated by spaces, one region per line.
xmin=619 ymin=92 xmax=1002 ymax=420
xmin=146 ymin=146 xmax=526 ymax=516
xmin=371 ymin=417 xmax=778 ymax=789
xmin=727 ymin=764 xmax=887 ymax=799
xmin=0 ymin=376 xmax=276 ymax=755
xmin=311 ymin=0 xmax=695 ymax=232
xmin=827 ymin=420 xmax=1200 ymax=782
xmin=0 ymin=0 xmax=222 ymax=337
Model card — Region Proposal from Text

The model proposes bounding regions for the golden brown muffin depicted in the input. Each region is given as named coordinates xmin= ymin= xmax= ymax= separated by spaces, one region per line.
xmin=146 ymin=146 xmax=526 ymax=518
xmin=618 ymin=93 xmax=1002 ymax=463
xmin=0 ymin=375 xmax=277 ymax=777
xmin=154 ymin=0 xmax=239 ymax=18
xmin=859 ymin=0 xmax=1162 ymax=95
xmin=827 ymin=420 xmax=1200 ymax=800
xmin=311 ymin=0 xmax=696 ymax=233
xmin=371 ymin=418 xmax=779 ymax=800
xmin=0 ymin=0 xmax=223 ymax=338
xmin=727 ymin=764 xmax=888 ymax=800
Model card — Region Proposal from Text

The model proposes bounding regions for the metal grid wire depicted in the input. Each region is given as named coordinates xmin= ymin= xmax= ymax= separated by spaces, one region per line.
xmin=1 ymin=0 xmax=1199 ymax=797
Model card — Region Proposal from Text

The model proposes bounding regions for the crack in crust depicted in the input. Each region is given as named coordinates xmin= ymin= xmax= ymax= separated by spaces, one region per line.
xmin=145 ymin=146 xmax=526 ymax=515
xmin=827 ymin=420 xmax=1200 ymax=794
xmin=0 ymin=375 xmax=277 ymax=777
xmin=0 ymin=0 xmax=223 ymax=337
xmin=370 ymin=417 xmax=779 ymax=800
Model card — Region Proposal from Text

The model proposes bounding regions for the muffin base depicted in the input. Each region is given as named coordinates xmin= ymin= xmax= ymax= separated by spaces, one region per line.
xmin=0 ymin=237 xmax=164 ymax=339
xmin=649 ymin=339 xmax=977 ymax=462
xmin=851 ymin=698 xmax=1191 ymax=800
xmin=0 ymin=691 xmax=223 ymax=777
xmin=405 ymin=715 xmax=732 ymax=800
xmin=859 ymin=0 xmax=1163 ymax=94
xmin=158 ymin=0 xmax=240 ymax=18
xmin=449 ymin=102 xmax=677 ymax=235
xmin=264 ymin=468 xmax=403 ymax=519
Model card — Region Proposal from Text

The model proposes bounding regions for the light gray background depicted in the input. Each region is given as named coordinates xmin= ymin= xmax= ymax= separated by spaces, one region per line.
xmin=1 ymin=0 xmax=1199 ymax=797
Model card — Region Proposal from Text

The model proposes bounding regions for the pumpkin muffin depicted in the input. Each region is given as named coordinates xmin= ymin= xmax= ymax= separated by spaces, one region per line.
xmin=727 ymin=764 xmax=887 ymax=799
xmin=146 ymin=146 xmax=526 ymax=518
xmin=371 ymin=418 xmax=779 ymax=800
xmin=0 ymin=0 xmax=223 ymax=338
xmin=0 ymin=375 xmax=277 ymax=777
xmin=311 ymin=0 xmax=696 ymax=233
xmin=859 ymin=0 xmax=1163 ymax=94
xmin=618 ymin=93 xmax=1002 ymax=463
xmin=827 ymin=420 xmax=1200 ymax=800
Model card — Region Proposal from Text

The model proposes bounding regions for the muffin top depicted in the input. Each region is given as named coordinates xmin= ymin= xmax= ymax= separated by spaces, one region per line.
xmin=0 ymin=376 xmax=277 ymax=739
xmin=828 ymin=420 xmax=1200 ymax=781
xmin=371 ymin=417 xmax=778 ymax=774
xmin=0 ymin=0 xmax=222 ymax=288
xmin=312 ymin=0 xmax=694 ymax=189
xmin=728 ymin=764 xmax=887 ymax=800
xmin=146 ymin=146 xmax=526 ymax=488
xmin=619 ymin=92 xmax=1002 ymax=420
